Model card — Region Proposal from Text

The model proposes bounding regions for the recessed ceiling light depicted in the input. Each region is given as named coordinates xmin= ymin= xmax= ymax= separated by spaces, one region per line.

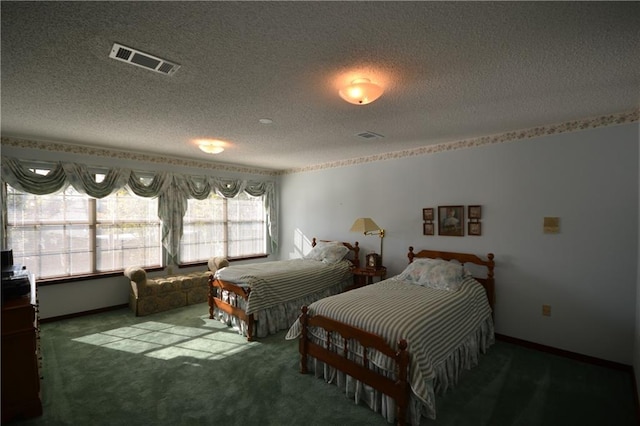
xmin=259 ymin=118 xmax=273 ymax=124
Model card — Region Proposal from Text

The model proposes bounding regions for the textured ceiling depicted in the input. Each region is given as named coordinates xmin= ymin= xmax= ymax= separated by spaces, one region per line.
xmin=1 ymin=1 xmax=639 ymax=172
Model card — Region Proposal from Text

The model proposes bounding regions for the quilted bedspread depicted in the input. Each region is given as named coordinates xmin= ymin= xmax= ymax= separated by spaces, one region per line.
xmin=286 ymin=275 xmax=494 ymax=416
xmin=215 ymin=259 xmax=353 ymax=315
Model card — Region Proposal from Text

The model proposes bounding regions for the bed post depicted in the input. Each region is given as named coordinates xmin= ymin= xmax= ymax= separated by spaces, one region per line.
xmin=299 ymin=305 xmax=309 ymax=374
xmin=407 ymin=246 xmax=415 ymax=263
xmin=208 ymin=275 xmax=215 ymax=319
xmin=395 ymin=339 xmax=409 ymax=426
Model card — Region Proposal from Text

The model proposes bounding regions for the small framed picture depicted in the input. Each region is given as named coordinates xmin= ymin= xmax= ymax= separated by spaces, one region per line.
xmin=468 ymin=222 xmax=482 ymax=236
xmin=423 ymin=208 xmax=434 ymax=221
xmin=438 ymin=205 xmax=464 ymax=236
xmin=468 ymin=205 xmax=482 ymax=220
xmin=423 ymin=222 xmax=434 ymax=236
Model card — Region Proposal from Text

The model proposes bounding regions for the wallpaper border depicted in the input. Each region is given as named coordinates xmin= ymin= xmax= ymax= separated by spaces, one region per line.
xmin=0 ymin=137 xmax=279 ymax=177
xmin=1 ymin=109 xmax=638 ymax=177
xmin=280 ymin=109 xmax=639 ymax=175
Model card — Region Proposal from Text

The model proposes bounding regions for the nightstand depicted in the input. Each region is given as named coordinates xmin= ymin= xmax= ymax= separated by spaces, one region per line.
xmin=348 ymin=267 xmax=387 ymax=291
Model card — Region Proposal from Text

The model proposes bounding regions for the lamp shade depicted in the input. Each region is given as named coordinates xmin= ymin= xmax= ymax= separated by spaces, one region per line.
xmin=350 ymin=217 xmax=381 ymax=234
xmin=339 ymin=78 xmax=384 ymax=105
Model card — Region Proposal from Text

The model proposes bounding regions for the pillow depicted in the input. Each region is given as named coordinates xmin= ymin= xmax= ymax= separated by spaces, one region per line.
xmin=208 ymin=256 xmax=229 ymax=272
xmin=303 ymin=245 xmax=325 ymax=261
xmin=320 ymin=245 xmax=350 ymax=264
xmin=304 ymin=242 xmax=349 ymax=264
xmin=303 ymin=241 xmax=338 ymax=260
xmin=396 ymin=258 xmax=464 ymax=291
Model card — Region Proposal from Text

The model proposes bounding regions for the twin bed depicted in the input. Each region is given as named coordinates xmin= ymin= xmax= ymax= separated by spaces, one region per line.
xmin=286 ymin=247 xmax=496 ymax=425
xmin=208 ymin=241 xmax=495 ymax=425
xmin=208 ymin=238 xmax=360 ymax=340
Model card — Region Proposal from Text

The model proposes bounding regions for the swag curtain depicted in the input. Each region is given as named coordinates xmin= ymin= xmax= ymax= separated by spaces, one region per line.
xmin=0 ymin=157 xmax=278 ymax=263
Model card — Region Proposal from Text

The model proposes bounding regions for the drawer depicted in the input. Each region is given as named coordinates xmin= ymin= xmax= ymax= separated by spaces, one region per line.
xmin=2 ymin=304 xmax=35 ymax=334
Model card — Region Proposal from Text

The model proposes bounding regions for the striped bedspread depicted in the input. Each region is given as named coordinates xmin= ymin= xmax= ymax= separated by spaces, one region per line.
xmin=215 ymin=259 xmax=353 ymax=315
xmin=286 ymin=275 xmax=493 ymax=407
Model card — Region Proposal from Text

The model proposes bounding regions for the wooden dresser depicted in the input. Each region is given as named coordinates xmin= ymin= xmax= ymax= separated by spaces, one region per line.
xmin=1 ymin=277 xmax=42 ymax=422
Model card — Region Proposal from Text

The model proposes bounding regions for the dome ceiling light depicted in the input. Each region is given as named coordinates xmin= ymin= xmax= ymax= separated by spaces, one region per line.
xmin=195 ymin=139 xmax=226 ymax=154
xmin=338 ymin=78 xmax=384 ymax=105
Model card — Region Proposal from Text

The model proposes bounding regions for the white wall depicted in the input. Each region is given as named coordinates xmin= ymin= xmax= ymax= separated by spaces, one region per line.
xmin=279 ymin=123 xmax=639 ymax=364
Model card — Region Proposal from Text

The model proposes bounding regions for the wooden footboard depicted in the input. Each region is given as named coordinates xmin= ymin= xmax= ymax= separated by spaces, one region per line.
xmin=208 ymin=275 xmax=255 ymax=341
xmin=298 ymin=305 xmax=409 ymax=426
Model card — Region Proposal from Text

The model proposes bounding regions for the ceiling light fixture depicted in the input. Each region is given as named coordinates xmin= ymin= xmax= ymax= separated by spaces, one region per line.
xmin=339 ymin=78 xmax=384 ymax=105
xmin=196 ymin=139 xmax=226 ymax=154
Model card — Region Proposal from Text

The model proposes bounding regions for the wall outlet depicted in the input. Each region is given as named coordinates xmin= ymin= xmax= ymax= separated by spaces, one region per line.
xmin=542 ymin=304 xmax=551 ymax=316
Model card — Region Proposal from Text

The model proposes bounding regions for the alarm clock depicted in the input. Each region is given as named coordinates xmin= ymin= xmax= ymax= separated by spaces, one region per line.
xmin=366 ymin=253 xmax=382 ymax=270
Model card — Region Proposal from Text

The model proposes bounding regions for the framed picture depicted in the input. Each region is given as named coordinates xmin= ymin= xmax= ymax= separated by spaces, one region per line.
xmin=438 ymin=205 xmax=464 ymax=236
xmin=422 ymin=208 xmax=434 ymax=221
xmin=423 ymin=222 xmax=434 ymax=236
xmin=468 ymin=205 xmax=482 ymax=220
xmin=468 ymin=222 xmax=482 ymax=236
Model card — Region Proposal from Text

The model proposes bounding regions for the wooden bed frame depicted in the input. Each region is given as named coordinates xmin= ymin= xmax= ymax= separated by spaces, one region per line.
xmin=408 ymin=246 xmax=495 ymax=311
xmin=208 ymin=238 xmax=360 ymax=341
xmin=298 ymin=248 xmax=495 ymax=425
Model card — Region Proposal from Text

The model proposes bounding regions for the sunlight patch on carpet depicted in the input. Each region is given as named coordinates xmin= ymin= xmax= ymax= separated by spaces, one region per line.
xmin=72 ymin=321 xmax=259 ymax=360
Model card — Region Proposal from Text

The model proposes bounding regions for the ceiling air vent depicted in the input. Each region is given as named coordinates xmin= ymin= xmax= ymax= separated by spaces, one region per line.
xmin=356 ymin=131 xmax=385 ymax=139
xmin=109 ymin=43 xmax=180 ymax=76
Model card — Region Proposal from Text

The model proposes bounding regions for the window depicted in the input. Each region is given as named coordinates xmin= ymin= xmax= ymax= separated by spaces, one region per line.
xmin=180 ymin=192 xmax=266 ymax=263
xmin=6 ymin=181 xmax=161 ymax=280
xmin=95 ymin=188 xmax=162 ymax=273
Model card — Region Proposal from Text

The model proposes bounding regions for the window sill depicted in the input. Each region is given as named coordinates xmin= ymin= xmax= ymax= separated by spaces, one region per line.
xmin=35 ymin=254 xmax=270 ymax=286
xmin=177 ymin=254 xmax=269 ymax=269
xmin=36 ymin=267 xmax=162 ymax=287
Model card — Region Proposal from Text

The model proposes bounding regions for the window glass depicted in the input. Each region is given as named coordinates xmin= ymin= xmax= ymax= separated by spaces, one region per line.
xmin=227 ymin=193 xmax=266 ymax=258
xmin=180 ymin=192 xmax=266 ymax=263
xmin=6 ymin=183 xmax=161 ymax=280
xmin=6 ymin=185 xmax=92 ymax=279
xmin=96 ymin=188 xmax=161 ymax=272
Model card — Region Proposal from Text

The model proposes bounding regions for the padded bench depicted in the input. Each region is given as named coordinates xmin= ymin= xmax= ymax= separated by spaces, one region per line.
xmin=124 ymin=257 xmax=229 ymax=316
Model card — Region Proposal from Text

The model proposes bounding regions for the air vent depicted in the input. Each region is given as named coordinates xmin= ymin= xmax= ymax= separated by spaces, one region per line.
xmin=109 ymin=43 xmax=180 ymax=76
xmin=356 ymin=131 xmax=385 ymax=139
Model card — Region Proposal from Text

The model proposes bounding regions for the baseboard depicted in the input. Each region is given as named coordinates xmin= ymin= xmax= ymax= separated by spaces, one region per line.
xmin=495 ymin=333 xmax=631 ymax=372
xmin=496 ymin=333 xmax=640 ymax=424
xmin=40 ymin=303 xmax=129 ymax=323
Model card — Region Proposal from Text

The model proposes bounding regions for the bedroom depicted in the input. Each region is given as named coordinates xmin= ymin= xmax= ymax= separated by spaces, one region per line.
xmin=1 ymin=1 xmax=639 ymax=423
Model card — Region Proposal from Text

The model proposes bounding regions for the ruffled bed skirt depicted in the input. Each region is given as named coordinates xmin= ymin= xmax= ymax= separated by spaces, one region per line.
xmin=210 ymin=278 xmax=352 ymax=338
xmin=302 ymin=317 xmax=495 ymax=425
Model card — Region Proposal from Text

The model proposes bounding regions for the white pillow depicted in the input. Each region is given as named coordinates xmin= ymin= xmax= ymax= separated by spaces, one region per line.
xmin=396 ymin=258 xmax=465 ymax=291
xmin=304 ymin=241 xmax=349 ymax=264
xmin=303 ymin=243 xmax=328 ymax=261
xmin=320 ymin=245 xmax=349 ymax=264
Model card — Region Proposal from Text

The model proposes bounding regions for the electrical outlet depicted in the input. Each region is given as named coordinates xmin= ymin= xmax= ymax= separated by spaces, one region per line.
xmin=542 ymin=304 xmax=551 ymax=316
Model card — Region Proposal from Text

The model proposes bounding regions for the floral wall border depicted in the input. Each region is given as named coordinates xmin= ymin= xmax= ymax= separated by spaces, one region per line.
xmin=0 ymin=137 xmax=279 ymax=177
xmin=280 ymin=108 xmax=639 ymax=175
xmin=1 ymin=109 xmax=637 ymax=177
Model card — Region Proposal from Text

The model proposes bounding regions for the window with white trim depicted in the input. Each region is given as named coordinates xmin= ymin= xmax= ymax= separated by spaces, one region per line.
xmin=180 ymin=191 xmax=266 ymax=263
xmin=6 ymin=176 xmax=161 ymax=280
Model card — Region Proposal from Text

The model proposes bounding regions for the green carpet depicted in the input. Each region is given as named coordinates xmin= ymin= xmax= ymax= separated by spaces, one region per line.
xmin=9 ymin=303 xmax=638 ymax=426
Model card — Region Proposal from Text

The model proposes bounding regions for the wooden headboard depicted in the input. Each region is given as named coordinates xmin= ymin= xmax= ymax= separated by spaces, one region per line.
xmin=312 ymin=237 xmax=360 ymax=268
xmin=407 ymin=247 xmax=495 ymax=311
